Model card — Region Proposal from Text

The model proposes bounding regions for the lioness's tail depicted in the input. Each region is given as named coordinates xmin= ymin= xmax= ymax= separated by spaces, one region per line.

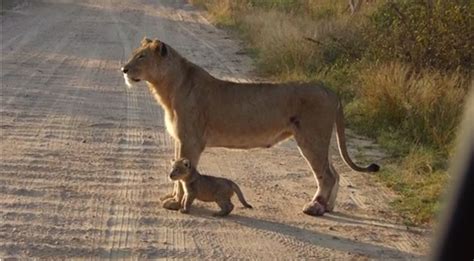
xmin=231 ymin=182 xmax=253 ymax=208
xmin=335 ymin=102 xmax=380 ymax=172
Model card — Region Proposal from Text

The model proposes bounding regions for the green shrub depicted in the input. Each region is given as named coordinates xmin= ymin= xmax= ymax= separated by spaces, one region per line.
xmin=365 ymin=1 xmax=473 ymax=73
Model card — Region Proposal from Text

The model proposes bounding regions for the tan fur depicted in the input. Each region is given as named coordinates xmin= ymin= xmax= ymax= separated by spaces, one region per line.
xmin=169 ymin=158 xmax=252 ymax=216
xmin=122 ymin=38 xmax=379 ymax=216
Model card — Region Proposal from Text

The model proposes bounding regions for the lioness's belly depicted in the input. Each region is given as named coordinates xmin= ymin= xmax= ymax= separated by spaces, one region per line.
xmin=206 ymin=128 xmax=293 ymax=149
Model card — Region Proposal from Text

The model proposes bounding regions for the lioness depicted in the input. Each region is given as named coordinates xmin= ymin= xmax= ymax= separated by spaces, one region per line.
xmin=121 ymin=37 xmax=379 ymax=216
xmin=169 ymin=158 xmax=252 ymax=216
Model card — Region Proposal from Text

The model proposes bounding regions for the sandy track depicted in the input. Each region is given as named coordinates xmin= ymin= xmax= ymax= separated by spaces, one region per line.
xmin=1 ymin=0 xmax=430 ymax=259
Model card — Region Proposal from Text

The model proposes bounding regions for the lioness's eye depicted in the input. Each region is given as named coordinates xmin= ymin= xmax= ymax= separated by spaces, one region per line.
xmin=138 ymin=54 xmax=145 ymax=59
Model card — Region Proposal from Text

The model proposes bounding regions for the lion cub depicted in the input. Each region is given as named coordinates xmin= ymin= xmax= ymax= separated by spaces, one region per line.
xmin=169 ymin=158 xmax=253 ymax=216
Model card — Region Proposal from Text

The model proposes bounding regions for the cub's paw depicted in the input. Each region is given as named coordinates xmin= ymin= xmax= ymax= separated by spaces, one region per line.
xmin=212 ymin=212 xmax=229 ymax=217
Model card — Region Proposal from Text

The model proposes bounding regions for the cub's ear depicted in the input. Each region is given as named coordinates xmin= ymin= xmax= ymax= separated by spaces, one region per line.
xmin=170 ymin=159 xmax=176 ymax=165
xmin=141 ymin=37 xmax=152 ymax=46
xmin=182 ymin=159 xmax=191 ymax=168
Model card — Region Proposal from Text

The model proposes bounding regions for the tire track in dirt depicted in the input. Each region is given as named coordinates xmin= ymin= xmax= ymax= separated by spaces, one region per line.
xmin=110 ymin=13 xmax=140 ymax=261
xmin=1 ymin=7 xmax=87 ymax=246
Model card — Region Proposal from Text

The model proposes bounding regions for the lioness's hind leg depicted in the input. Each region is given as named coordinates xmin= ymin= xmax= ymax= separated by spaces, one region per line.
xmin=326 ymin=163 xmax=340 ymax=212
xmin=294 ymin=127 xmax=337 ymax=216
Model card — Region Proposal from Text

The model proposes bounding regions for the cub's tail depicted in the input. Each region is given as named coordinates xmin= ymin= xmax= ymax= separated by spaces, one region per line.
xmin=231 ymin=182 xmax=253 ymax=209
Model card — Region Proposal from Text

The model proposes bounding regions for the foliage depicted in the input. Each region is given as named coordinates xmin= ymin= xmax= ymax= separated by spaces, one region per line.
xmin=365 ymin=1 xmax=473 ymax=73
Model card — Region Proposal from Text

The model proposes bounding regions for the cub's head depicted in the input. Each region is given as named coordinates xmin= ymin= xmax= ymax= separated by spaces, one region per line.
xmin=121 ymin=37 xmax=168 ymax=88
xmin=169 ymin=158 xmax=192 ymax=181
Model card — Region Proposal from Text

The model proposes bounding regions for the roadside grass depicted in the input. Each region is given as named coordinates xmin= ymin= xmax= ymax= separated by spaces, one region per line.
xmin=379 ymin=148 xmax=449 ymax=225
xmin=190 ymin=0 xmax=472 ymax=225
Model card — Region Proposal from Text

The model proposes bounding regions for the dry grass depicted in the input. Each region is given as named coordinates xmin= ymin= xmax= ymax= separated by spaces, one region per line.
xmin=189 ymin=0 xmax=242 ymax=26
xmin=232 ymin=9 xmax=367 ymax=81
xmin=349 ymin=62 xmax=468 ymax=151
xmin=238 ymin=10 xmax=316 ymax=79
xmin=380 ymin=147 xmax=449 ymax=225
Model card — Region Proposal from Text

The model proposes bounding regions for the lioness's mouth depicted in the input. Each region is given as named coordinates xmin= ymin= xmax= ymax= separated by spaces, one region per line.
xmin=123 ymin=74 xmax=140 ymax=88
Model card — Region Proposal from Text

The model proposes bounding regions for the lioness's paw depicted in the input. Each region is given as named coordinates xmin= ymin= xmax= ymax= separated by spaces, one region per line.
xmin=179 ymin=208 xmax=189 ymax=214
xmin=162 ymin=198 xmax=181 ymax=211
xmin=160 ymin=193 xmax=174 ymax=201
xmin=302 ymin=201 xmax=326 ymax=216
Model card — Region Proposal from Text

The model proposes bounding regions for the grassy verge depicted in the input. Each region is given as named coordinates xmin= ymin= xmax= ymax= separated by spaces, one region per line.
xmin=190 ymin=0 xmax=472 ymax=225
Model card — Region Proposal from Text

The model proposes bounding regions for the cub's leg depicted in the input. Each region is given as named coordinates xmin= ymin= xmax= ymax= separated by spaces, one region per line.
xmin=180 ymin=192 xmax=196 ymax=214
xmin=213 ymin=200 xmax=234 ymax=217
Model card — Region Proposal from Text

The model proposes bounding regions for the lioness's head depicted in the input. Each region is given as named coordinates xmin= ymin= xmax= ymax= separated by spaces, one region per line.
xmin=121 ymin=37 xmax=168 ymax=88
xmin=169 ymin=158 xmax=192 ymax=181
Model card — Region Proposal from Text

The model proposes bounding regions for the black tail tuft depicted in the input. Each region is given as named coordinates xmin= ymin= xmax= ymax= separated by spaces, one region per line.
xmin=245 ymin=204 xmax=253 ymax=209
xmin=368 ymin=163 xmax=380 ymax=172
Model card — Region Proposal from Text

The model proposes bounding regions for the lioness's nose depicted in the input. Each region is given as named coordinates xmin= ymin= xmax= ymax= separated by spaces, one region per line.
xmin=121 ymin=67 xmax=128 ymax=74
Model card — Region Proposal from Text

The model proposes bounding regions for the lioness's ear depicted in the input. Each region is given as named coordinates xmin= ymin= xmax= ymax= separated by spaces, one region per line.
xmin=141 ymin=37 xmax=152 ymax=46
xmin=158 ymin=42 xmax=167 ymax=57
xmin=151 ymin=39 xmax=167 ymax=57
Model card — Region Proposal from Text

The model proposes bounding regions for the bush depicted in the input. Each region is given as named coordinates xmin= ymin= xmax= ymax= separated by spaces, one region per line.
xmin=365 ymin=1 xmax=473 ymax=73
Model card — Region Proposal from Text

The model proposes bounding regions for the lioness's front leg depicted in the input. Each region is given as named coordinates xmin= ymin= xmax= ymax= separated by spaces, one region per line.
xmin=162 ymin=140 xmax=204 ymax=210
xmin=161 ymin=140 xmax=183 ymax=201
xmin=161 ymin=181 xmax=185 ymax=210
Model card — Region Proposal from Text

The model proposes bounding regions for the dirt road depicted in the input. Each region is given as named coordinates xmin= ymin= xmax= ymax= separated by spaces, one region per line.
xmin=1 ymin=0 xmax=431 ymax=259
